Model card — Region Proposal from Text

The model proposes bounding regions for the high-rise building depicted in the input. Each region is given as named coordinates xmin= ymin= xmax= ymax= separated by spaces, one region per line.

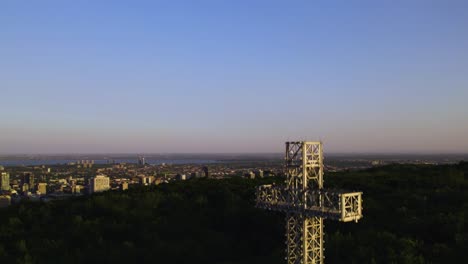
xmin=138 ymin=156 xmax=146 ymax=166
xmin=0 ymin=172 xmax=10 ymax=191
xmin=89 ymin=175 xmax=110 ymax=194
xmin=21 ymin=183 xmax=30 ymax=193
xmin=202 ymin=166 xmax=210 ymax=178
xmin=37 ymin=183 xmax=47 ymax=195
xmin=23 ymin=173 xmax=34 ymax=190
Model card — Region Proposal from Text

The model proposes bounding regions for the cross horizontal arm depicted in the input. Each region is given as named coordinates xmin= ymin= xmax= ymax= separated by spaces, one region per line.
xmin=256 ymin=185 xmax=363 ymax=222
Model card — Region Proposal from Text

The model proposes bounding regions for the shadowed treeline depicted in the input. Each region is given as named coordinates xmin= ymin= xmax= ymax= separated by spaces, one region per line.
xmin=1 ymin=163 xmax=468 ymax=263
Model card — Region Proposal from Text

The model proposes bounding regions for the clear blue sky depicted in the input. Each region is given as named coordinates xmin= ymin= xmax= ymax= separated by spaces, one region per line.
xmin=1 ymin=1 xmax=468 ymax=154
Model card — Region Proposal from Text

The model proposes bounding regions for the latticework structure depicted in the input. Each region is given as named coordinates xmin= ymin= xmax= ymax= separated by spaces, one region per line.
xmin=256 ymin=141 xmax=363 ymax=264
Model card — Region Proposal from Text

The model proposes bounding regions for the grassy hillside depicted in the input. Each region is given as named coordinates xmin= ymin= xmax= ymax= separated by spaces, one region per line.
xmin=1 ymin=162 xmax=468 ymax=264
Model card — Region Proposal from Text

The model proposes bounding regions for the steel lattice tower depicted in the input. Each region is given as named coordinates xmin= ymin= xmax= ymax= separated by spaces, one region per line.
xmin=256 ymin=141 xmax=363 ymax=264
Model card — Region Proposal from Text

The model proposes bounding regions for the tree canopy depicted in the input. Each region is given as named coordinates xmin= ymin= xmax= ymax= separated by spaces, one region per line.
xmin=1 ymin=162 xmax=468 ymax=263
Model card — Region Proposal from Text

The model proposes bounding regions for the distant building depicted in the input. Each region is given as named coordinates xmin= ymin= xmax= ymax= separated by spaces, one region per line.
xmin=1 ymin=172 xmax=10 ymax=191
xmin=73 ymin=185 xmax=82 ymax=194
xmin=202 ymin=166 xmax=210 ymax=178
xmin=58 ymin=179 xmax=68 ymax=185
xmin=0 ymin=195 xmax=11 ymax=208
xmin=78 ymin=160 xmax=93 ymax=168
xmin=372 ymin=160 xmax=384 ymax=166
xmin=138 ymin=156 xmax=146 ymax=166
xmin=22 ymin=173 xmax=35 ymax=191
xmin=21 ymin=183 xmax=30 ymax=193
xmin=139 ymin=176 xmax=151 ymax=185
xmin=120 ymin=182 xmax=128 ymax=191
xmin=245 ymin=171 xmax=255 ymax=179
xmin=113 ymin=164 xmax=126 ymax=169
xmin=176 ymin=174 xmax=187 ymax=181
xmin=255 ymin=170 xmax=264 ymax=178
xmin=153 ymin=178 xmax=164 ymax=185
xmin=191 ymin=171 xmax=205 ymax=178
xmin=89 ymin=175 xmax=110 ymax=194
xmin=37 ymin=183 xmax=47 ymax=195
xmin=148 ymin=176 xmax=155 ymax=184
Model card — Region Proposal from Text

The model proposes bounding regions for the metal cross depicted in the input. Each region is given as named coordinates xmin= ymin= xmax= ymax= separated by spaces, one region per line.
xmin=256 ymin=141 xmax=363 ymax=264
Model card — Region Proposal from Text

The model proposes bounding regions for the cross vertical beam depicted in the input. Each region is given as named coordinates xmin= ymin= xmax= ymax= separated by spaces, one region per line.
xmin=285 ymin=142 xmax=324 ymax=264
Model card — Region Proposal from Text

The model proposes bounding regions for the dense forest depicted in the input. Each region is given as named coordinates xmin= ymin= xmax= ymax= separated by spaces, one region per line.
xmin=1 ymin=162 xmax=468 ymax=264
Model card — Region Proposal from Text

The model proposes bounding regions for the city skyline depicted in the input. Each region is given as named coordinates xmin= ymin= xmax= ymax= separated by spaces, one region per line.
xmin=2 ymin=1 xmax=468 ymax=154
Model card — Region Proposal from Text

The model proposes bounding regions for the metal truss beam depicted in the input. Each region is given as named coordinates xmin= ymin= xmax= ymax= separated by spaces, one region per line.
xmin=256 ymin=185 xmax=362 ymax=222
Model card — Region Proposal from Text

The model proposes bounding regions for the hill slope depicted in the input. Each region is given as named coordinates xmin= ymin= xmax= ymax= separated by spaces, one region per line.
xmin=1 ymin=163 xmax=468 ymax=263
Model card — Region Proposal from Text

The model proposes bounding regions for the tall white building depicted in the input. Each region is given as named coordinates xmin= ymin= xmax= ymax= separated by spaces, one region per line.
xmin=89 ymin=175 xmax=110 ymax=194
xmin=37 ymin=183 xmax=47 ymax=195
xmin=1 ymin=172 xmax=10 ymax=191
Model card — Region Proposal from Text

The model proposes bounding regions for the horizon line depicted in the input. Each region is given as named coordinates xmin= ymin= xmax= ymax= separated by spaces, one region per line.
xmin=1 ymin=152 xmax=468 ymax=156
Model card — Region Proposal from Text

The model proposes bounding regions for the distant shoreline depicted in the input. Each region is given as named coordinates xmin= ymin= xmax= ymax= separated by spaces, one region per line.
xmin=0 ymin=158 xmax=219 ymax=167
xmin=1 ymin=153 xmax=467 ymax=167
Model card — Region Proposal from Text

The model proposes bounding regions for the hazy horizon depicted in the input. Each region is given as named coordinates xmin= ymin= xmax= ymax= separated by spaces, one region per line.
xmin=2 ymin=1 xmax=468 ymax=154
xmin=2 ymin=151 xmax=468 ymax=156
